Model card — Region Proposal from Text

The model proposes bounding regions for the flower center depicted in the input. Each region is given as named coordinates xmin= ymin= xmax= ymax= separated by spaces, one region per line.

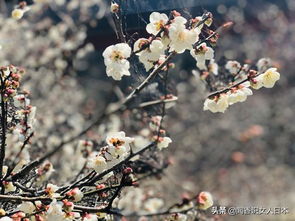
xmin=109 ymin=138 xmax=125 ymax=147
xmin=178 ymin=31 xmax=187 ymax=41
xmin=196 ymin=45 xmax=208 ymax=55
xmin=155 ymin=21 xmax=164 ymax=31
xmin=110 ymin=50 xmax=124 ymax=61
xmin=95 ymin=158 xmax=104 ymax=165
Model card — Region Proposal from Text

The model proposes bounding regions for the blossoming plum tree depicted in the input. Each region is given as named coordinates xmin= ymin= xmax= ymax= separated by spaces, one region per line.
xmin=0 ymin=0 xmax=280 ymax=221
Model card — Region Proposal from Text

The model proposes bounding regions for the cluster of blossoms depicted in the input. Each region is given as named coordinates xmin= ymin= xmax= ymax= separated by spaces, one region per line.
xmin=0 ymin=65 xmax=37 ymax=183
xmin=203 ymin=59 xmax=280 ymax=113
xmin=1 ymin=139 xmax=170 ymax=220
xmin=103 ymin=11 xmax=213 ymax=80
xmin=0 ymin=130 xmax=173 ymax=220
xmin=190 ymin=43 xmax=214 ymax=71
xmin=102 ymin=9 xmax=281 ymax=118
xmin=87 ymin=130 xmax=172 ymax=174
xmin=11 ymin=2 xmax=30 ymax=20
xmin=116 ymin=187 xmax=214 ymax=220
xmin=0 ymin=65 xmax=24 ymax=101
xmin=87 ymin=131 xmax=134 ymax=173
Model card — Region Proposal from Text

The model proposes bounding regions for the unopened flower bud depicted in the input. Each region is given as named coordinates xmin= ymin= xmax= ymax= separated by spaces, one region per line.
xmin=96 ymin=184 xmax=106 ymax=189
xmin=132 ymin=181 xmax=139 ymax=187
xmin=63 ymin=200 xmax=74 ymax=212
xmin=123 ymin=167 xmax=133 ymax=175
xmin=196 ymin=191 xmax=213 ymax=210
xmin=248 ymin=69 xmax=257 ymax=78
xmin=111 ymin=2 xmax=119 ymax=13
xmin=172 ymin=10 xmax=181 ymax=17
xmin=35 ymin=214 xmax=45 ymax=221
xmin=168 ymin=63 xmax=175 ymax=69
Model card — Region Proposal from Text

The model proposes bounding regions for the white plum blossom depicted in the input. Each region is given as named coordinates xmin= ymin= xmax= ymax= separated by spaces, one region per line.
xmin=250 ymin=76 xmax=264 ymax=89
xmin=83 ymin=214 xmax=98 ymax=221
xmin=149 ymin=115 xmax=162 ymax=131
xmin=46 ymin=200 xmax=65 ymax=221
xmin=27 ymin=106 xmax=37 ymax=130
xmin=148 ymin=39 xmax=166 ymax=56
xmin=105 ymin=61 xmax=130 ymax=80
xmin=208 ymin=59 xmax=218 ymax=75
xmin=0 ymin=217 xmax=12 ymax=221
xmin=228 ymin=85 xmax=253 ymax=105
xmin=18 ymin=202 xmax=35 ymax=214
xmin=135 ymin=38 xmax=165 ymax=57
xmin=106 ymin=131 xmax=134 ymax=158
xmin=169 ymin=16 xmax=199 ymax=54
xmin=196 ymin=191 xmax=214 ymax=210
xmin=3 ymin=182 xmax=16 ymax=193
xmin=262 ymin=68 xmax=280 ymax=88
xmin=67 ymin=188 xmax=84 ymax=202
xmin=11 ymin=6 xmax=30 ymax=20
xmin=134 ymin=38 xmax=165 ymax=71
xmin=157 ymin=137 xmax=172 ymax=150
xmin=11 ymin=9 xmax=24 ymax=20
xmin=102 ymin=43 xmax=131 ymax=80
xmin=110 ymin=2 xmax=119 ymax=13
xmin=62 ymin=200 xmax=74 ymax=212
xmin=109 ymin=145 xmax=126 ymax=159
xmin=252 ymin=68 xmax=280 ymax=89
xmin=146 ymin=12 xmax=169 ymax=35
xmin=203 ymin=94 xmax=229 ymax=113
xmin=225 ymin=60 xmax=241 ymax=75
xmin=88 ymin=154 xmax=107 ymax=173
xmin=46 ymin=183 xmax=59 ymax=198
xmin=36 ymin=161 xmax=54 ymax=184
xmin=13 ymin=94 xmax=30 ymax=108
xmin=190 ymin=43 xmax=214 ymax=70
xmin=144 ymin=198 xmax=164 ymax=213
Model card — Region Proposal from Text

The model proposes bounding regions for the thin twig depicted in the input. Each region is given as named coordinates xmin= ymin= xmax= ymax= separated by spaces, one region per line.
xmin=138 ymin=97 xmax=178 ymax=108
xmin=0 ymin=73 xmax=7 ymax=187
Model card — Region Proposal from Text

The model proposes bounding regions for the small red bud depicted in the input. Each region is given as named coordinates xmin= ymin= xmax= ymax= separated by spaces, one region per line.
xmin=172 ymin=10 xmax=181 ymax=17
xmin=223 ymin=21 xmax=234 ymax=29
xmin=132 ymin=181 xmax=139 ymax=187
xmin=123 ymin=167 xmax=133 ymax=175
xmin=96 ymin=184 xmax=106 ymax=189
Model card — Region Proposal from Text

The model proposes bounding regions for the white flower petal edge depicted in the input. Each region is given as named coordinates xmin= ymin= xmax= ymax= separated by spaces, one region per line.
xmin=157 ymin=136 xmax=172 ymax=150
xmin=146 ymin=12 xmax=168 ymax=35
xmin=190 ymin=43 xmax=214 ymax=70
xmin=168 ymin=16 xmax=199 ymax=54
xmin=251 ymin=67 xmax=280 ymax=89
xmin=102 ymin=43 xmax=131 ymax=80
xmin=203 ymin=94 xmax=229 ymax=113
xmin=134 ymin=38 xmax=165 ymax=71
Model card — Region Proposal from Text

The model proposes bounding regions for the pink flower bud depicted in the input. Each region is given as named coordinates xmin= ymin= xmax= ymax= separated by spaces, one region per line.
xmin=123 ymin=167 xmax=133 ymax=175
